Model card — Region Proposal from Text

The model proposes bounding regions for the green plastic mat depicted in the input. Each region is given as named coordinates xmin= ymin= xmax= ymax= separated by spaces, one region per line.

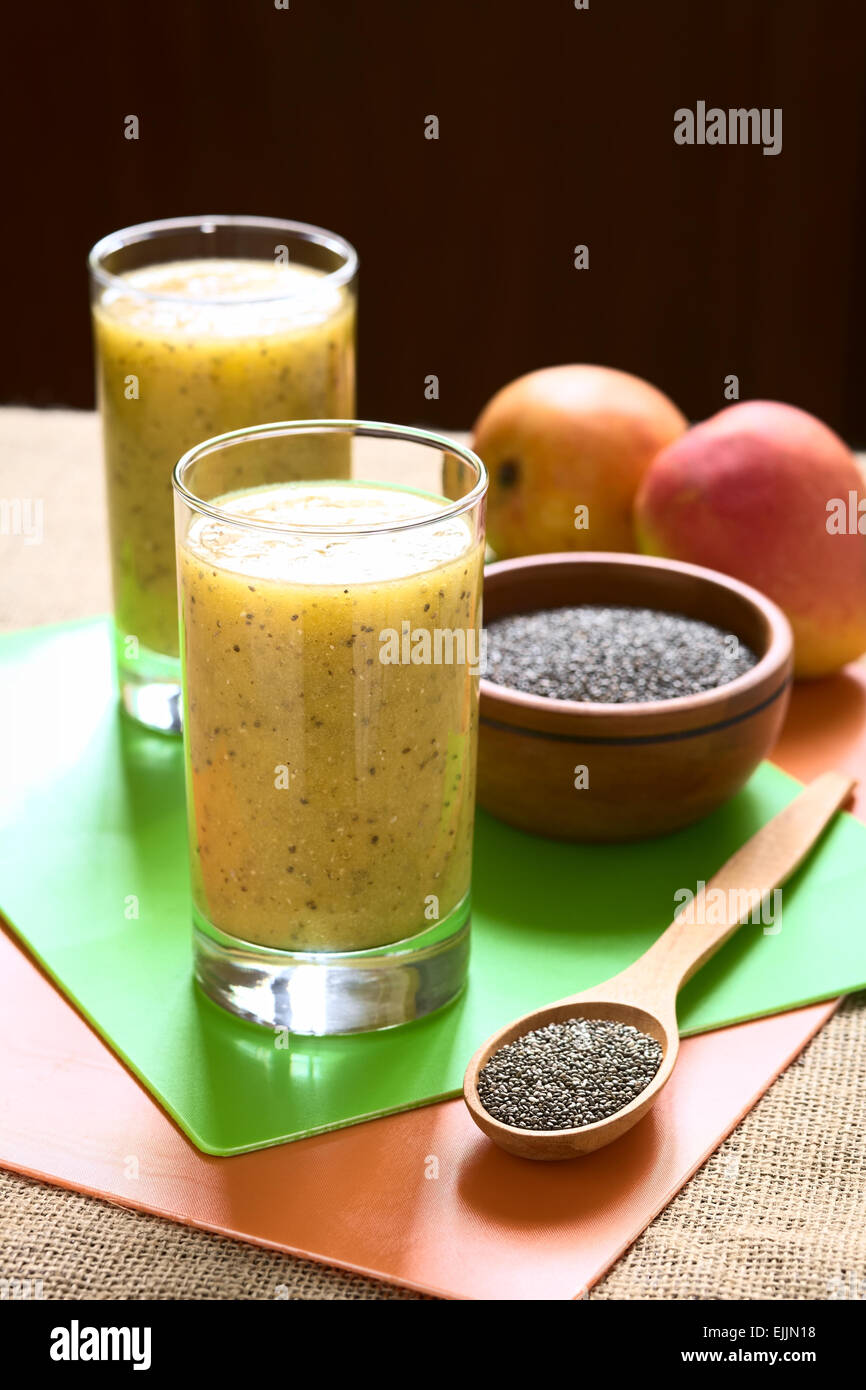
xmin=1 ymin=617 xmax=865 ymax=1155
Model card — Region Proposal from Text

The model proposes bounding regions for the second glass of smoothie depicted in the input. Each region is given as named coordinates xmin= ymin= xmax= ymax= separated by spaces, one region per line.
xmin=89 ymin=215 xmax=357 ymax=733
xmin=173 ymin=421 xmax=487 ymax=1034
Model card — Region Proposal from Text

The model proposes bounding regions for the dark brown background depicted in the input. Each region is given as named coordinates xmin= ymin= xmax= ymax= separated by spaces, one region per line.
xmin=5 ymin=0 xmax=865 ymax=438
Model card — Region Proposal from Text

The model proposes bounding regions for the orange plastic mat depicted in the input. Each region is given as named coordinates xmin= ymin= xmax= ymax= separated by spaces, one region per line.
xmin=0 ymin=664 xmax=861 ymax=1299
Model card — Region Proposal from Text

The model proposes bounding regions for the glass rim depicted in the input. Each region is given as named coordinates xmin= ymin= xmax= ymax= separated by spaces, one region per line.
xmin=88 ymin=214 xmax=359 ymax=302
xmin=172 ymin=420 xmax=488 ymax=538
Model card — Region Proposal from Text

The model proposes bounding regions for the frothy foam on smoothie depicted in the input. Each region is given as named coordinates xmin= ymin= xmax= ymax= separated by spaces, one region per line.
xmin=183 ymin=482 xmax=475 ymax=586
xmin=98 ymin=258 xmax=347 ymax=339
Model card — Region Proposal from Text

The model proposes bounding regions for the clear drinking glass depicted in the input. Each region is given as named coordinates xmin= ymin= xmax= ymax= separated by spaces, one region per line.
xmin=89 ymin=215 xmax=358 ymax=734
xmin=173 ymin=421 xmax=487 ymax=1034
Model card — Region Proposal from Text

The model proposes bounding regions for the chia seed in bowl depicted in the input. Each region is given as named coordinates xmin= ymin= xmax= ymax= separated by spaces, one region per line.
xmin=485 ymin=604 xmax=758 ymax=704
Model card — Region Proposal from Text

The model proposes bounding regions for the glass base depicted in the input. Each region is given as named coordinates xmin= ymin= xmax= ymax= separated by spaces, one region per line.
xmin=116 ymin=640 xmax=183 ymax=735
xmin=193 ymin=897 xmax=471 ymax=1035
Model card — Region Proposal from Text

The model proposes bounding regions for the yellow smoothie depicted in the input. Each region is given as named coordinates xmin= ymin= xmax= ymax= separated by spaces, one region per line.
xmin=94 ymin=258 xmax=355 ymax=662
xmin=178 ymin=481 xmax=484 ymax=953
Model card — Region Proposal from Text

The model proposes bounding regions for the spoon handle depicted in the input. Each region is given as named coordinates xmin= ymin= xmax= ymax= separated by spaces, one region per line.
xmin=618 ymin=770 xmax=855 ymax=1000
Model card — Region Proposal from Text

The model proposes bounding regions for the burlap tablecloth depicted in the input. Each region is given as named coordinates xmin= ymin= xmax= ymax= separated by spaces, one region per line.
xmin=1 ymin=408 xmax=863 ymax=1300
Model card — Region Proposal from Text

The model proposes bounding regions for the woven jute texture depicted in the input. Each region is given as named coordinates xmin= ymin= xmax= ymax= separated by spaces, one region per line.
xmin=1 ymin=996 xmax=862 ymax=1301
xmin=595 ymin=993 xmax=866 ymax=1302
xmin=1 ymin=410 xmax=864 ymax=1299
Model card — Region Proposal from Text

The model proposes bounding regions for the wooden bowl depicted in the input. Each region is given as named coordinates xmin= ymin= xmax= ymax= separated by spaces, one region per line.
xmin=477 ymin=552 xmax=794 ymax=841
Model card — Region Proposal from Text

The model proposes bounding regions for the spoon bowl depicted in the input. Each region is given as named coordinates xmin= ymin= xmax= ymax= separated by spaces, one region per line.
xmin=465 ymin=995 xmax=679 ymax=1159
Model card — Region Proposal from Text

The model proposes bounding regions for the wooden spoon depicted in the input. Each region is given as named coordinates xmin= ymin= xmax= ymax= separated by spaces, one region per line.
xmin=464 ymin=770 xmax=855 ymax=1160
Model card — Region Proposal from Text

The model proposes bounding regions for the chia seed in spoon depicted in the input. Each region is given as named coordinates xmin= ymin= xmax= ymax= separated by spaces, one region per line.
xmin=485 ymin=605 xmax=757 ymax=703
xmin=477 ymin=1017 xmax=664 ymax=1131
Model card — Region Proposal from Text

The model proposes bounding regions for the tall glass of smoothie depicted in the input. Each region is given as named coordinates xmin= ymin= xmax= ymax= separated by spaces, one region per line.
xmin=173 ymin=421 xmax=487 ymax=1034
xmin=89 ymin=216 xmax=357 ymax=734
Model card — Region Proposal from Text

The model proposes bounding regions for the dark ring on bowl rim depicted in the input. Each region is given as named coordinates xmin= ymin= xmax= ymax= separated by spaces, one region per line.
xmin=480 ymin=673 xmax=793 ymax=747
